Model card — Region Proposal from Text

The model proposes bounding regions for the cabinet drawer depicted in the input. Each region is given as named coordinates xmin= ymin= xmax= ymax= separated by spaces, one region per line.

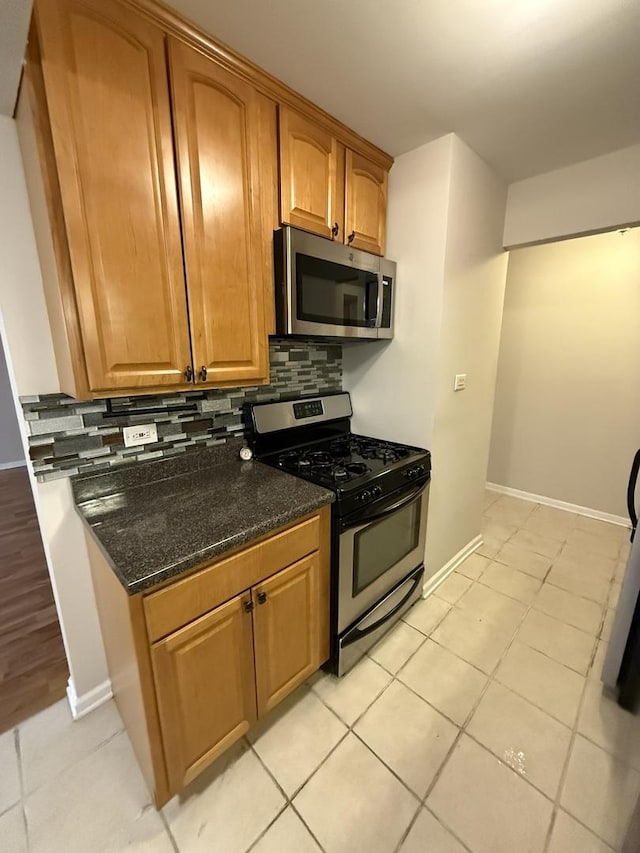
xmin=144 ymin=513 xmax=320 ymax=641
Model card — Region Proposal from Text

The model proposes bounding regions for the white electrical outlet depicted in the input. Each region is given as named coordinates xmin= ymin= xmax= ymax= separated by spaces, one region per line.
xmin=454 ymin=374 xmax=467 ymax=391
xmin=123 ymin=423 xmax=158 ymax=447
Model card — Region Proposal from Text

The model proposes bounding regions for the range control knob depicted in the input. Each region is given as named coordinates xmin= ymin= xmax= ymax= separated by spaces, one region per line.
xmin=372 ymin=485 xmax=383 ymax=498
xmin=406 ymin=467 xmax=417 ymax=479
xmin=416 ymin=465 xmax=426 ymax=476
xmin=359 ymin=490 xmax=372 ymax=503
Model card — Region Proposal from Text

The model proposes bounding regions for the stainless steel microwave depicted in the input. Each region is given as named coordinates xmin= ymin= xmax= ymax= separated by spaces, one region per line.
xmin=274 ymin=226 xmax=395 ymax=340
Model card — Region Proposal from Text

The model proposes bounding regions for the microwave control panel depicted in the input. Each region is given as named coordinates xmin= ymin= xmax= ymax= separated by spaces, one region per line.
xmin=293 ymin=399 xmax=324 ymax=420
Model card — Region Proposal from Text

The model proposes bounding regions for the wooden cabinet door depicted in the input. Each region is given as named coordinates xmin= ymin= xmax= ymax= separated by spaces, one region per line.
xmin=279 ymin=106 xmax=344 ymax=240
xmin=35 ymin=0 xmax=192 ymax=392
xmin=168 ymin=38 xmax=269 ymax=387
xmin=151 ymin=593 xmax=257 ymax=792
xmin=253 ymin=554 xmax=321 ymax=716
xmin=344 ymin=150 xmax=388 ymax=256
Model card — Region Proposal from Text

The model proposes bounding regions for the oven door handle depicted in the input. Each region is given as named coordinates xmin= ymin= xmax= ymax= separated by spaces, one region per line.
xmin=342 ymin=569 xmax=423 ymax=646
xmin=342 ymin=480 xmax=428 ymax=531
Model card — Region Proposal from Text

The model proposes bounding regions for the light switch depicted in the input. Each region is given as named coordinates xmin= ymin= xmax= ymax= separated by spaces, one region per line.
xmin=454 ymin=374 xmax=467 ymax=391
xmin=123 ymin=423 xmax=158 ymax=447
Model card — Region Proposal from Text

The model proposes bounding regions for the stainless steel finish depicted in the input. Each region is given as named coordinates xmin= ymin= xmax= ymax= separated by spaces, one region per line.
xmin=374 ymin=271 xmax=384 ymax=329
xmin=251 ymin=391 xmax=353 ymax=435
xmin=337 ymin=567 xmax=423 ymax=675
xmin=377 ymin=257 xmax=396 ymax=340
xmin=338 ymin=481 xmax=429 ymax=633
xmin=277 ymin=226 xmax=395 ymax=340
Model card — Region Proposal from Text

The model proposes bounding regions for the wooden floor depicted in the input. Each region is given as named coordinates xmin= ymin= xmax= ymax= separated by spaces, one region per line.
xmin=0 ymin=467 xmax=68 ymax=733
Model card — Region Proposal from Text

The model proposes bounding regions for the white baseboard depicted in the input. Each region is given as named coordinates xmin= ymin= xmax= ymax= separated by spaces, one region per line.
xmin=0 ymin=460 xmax=26 ymax=470
xmin=66 ymin=677 xmax=113 ymax=720
xmin=422 ymin=535 xmax=483 ymax=598
xmin=486 ymin=482 xmax=630 ymax=528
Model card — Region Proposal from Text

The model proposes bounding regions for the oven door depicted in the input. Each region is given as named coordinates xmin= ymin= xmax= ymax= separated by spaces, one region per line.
xmin=338 ymin=480 xmax=429 ymax=633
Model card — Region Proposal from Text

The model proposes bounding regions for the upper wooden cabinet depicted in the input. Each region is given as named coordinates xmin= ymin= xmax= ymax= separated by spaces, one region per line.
xmin=33 ymin=0 xmax=193 ymax=393
xmin=168 ymin=38 xmax=268 ymax=386
xmin=278 ymin=107 xmax=389 ymax=255
xmin=23 ymin=0 xmax=273 ymax=398
xmin=345 ymin=151 xmax=388 ymax=256
xmin=20 ymin=0 xmax=392 ymax=399
xmin=279 ymin=106 xmax=344 ymax=240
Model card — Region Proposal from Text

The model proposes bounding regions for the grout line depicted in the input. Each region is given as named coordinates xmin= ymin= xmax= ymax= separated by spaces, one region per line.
xmin=541 ymin=674 xmax=592 ymax=853
xmin=482 ymin=505 xmax=629 ymax=852
xmin=391 ymin=803 xmax=424 ymax=853
xmin=157 ymin=805 xmax=180 ymax=853
xmin=243 ymin=504 xmax=627 ymax=853
xmin=14 ymin=726 xmax=30 ymax=853
xmin=288 ymin=800 xmax=327 ymax=852
xmin=243 ymin=799 xmax=291 ymax=853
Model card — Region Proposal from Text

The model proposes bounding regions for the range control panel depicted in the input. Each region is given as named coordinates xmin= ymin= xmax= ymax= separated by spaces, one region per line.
xmin=293 ymin=399 xmax=324 ymax=420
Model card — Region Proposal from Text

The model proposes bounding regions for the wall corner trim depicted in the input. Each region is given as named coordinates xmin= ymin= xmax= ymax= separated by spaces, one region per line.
xmin=66 ymin=676 xmax=113 ymax=721
xmin=422 ymin=534 xmax=482 ymax=599
xmin=486 ymin=482 xmax=631 ymax=529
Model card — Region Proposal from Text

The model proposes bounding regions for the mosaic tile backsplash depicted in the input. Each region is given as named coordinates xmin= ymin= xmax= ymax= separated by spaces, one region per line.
xmin=22 ymin=338 xmax=342 ymax=482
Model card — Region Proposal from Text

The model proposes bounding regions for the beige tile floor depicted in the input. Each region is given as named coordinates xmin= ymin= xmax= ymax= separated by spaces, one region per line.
xmin=1 ymin=492 xmax=637 ymax=852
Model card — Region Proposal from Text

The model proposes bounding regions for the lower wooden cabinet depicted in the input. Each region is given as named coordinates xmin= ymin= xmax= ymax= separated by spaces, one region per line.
xmin=151 ymin=592 xmax=257 ymax=792
xmin=253 ymin=554 xmax=320 ymax=716
xmin=86 ymin=506 xmax=331 ymax=807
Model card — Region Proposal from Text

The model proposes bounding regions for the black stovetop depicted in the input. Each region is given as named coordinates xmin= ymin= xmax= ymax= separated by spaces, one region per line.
xmin=259 ymin=432 xmax=430 ymax=496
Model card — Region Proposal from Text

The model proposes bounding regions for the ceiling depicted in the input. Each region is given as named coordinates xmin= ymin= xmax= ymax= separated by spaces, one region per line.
xmin=165 ymin=0 xmax=640 ymax=181
xmin=1 ymin=0 xmax=638 ymax=181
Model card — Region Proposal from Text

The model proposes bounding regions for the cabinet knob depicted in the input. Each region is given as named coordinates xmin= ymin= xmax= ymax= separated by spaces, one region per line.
xmin=331 ymin=222 xmax=339 ymax=238
xmin=347 ymin=231 xmax=355 ymax=244
xmin=199 ymin=365 xmax=207 ymax=382
xmin=184 ymin=365 xmax=194 ymax=382
xmin=243 ymin=599 xmax=254 ymax=613
xmin=257 ymin=591 xmax=267 ymax=605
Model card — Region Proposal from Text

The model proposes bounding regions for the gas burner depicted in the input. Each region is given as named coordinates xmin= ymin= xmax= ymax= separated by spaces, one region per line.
xmin=346 ymin=462 xmax=369 ymax=476
xmin=329 ymin=438 xmax=349 ymax=456
xmin=358 ymin=443 xmax=380 ymax=460
xmin=330 ymin=437 xmax=366 ymax=458
xmin=332 ymin=466 xmax=349 ymax=482
xmin=297 ymin=457 xmax=313 ymax=471
xmin=375 ymin=447 xmax=398 ymax=463
xmin=308 ymin=451 xmax=332 ymax=466
xmin=277 ymin=452 xmax=298 ymax=467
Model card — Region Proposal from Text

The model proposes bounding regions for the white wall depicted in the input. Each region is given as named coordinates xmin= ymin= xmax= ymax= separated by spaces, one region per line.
xmin=426 ymin=136 xmax=508 ymax=574
xmin=503 ymin=144 xmax=640 ymax=248
xmin=0 ymin=342 xmax=24 ymax=466
xmin=488 ymin=228 xmax=640 ymax=518
xmin=344 ymin=134 xmax=508 ymax=579
xmin=344 ymin=135 xmax=453 ymax=447
xmin=0 ymin=115 xmax=109 ymax=708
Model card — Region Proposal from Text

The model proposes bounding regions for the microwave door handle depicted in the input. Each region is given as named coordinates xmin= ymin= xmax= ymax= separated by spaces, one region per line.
xmin=374 ymin=271 xmax=384 ymax=328
xmin=628 ymin=449 xmax=640 ymax=542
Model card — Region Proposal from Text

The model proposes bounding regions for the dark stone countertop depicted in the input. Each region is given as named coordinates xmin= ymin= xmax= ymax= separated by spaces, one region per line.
xmin=72 ymin=441 xmax=334 ymax=594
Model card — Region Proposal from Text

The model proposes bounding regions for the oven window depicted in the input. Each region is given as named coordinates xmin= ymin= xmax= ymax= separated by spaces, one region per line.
xmin=353 ymin=498 xmax=421 ymax=596
xmin=296 ymin=254 xmax=378 ymax=327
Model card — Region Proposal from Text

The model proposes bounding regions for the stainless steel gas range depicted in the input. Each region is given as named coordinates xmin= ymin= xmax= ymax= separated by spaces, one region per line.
xmin=248 ymin=392 xmax=431 ymax=675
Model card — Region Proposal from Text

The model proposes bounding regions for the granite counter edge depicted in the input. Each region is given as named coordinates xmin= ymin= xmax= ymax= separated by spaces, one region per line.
xmin=75 ymin=490 xmax=334 ymax=595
